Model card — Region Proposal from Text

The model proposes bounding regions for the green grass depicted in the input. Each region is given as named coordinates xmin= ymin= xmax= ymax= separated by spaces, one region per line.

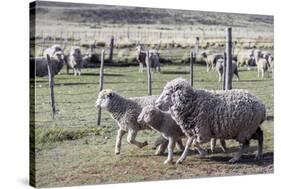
xmin=34 ymin=64 xmax=273 ymax=188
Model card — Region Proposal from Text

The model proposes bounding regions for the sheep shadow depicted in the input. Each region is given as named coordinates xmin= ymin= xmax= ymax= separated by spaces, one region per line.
xmin=201 ymin=152 xmax=273 ymax=166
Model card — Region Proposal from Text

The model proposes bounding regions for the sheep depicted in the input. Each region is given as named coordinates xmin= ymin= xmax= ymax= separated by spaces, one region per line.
xmin=215 ymin=58 xmax=239 ymax=82
xmin=201 ymin=52 xmax=223 ymax=72
xmin=256 ymin=57 xmax=270 ymax=79
xmin=135 ymin=45 xmax=161 ymax=73
xmin=136 ymin=45 xmax=146 ymax=72
xmin=43 ymin=44 xmax=64 ymax=58
xmin=155 ymin=78 xmax=266 ymax=164
xmin=137 ymin=105 xmax=207 ymax=164
xmin=31 ymin=51 xmax=65 ymax=77
xmin=237 ymin=50 xmax=255 ymax=68
xmin=95 ymin=89 xmax=182 ymax=155
xmin=66 ymin=46 xmax=84 ymax=76
xmin=149 ymin=50 xmax=161 ymax=72
xmin=268 ymin=55 xmax=274 ymax=78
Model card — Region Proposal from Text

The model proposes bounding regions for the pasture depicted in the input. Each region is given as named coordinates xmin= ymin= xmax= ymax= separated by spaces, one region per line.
xmin=33 ymin=64 xmax=273 ymax=188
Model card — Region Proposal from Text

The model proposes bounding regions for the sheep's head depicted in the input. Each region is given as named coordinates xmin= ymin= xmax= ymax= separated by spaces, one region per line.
xmin=71 ymin=47 xmax=81 ymax=57
xmin=155 ymin=78 xmax=192 ymax=110
xmin=137 ymin=105 xmax=160 ymax=129
xmin=95 ymin=89 xmax=115 ymax=109
xmin=53 ymin=51 xmax=65 ymax=63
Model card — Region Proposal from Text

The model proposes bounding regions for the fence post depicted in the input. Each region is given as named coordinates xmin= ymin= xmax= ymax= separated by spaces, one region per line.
xmin=225 ymin=27 xmax=233 ymax=90
xmin=97 ymin=49 xmax=105 ymax=126
xmin=223 ymin=52 xmax=227 ymax=90
xmin=190 ymin=51 xmax=194 ymax=87
xmin=146 ymin=51 xmax=152 ymax=95
xmin=46 ymin=55 xmax=56 ymax=119
xmin=109 ymin=36 xmax=114 ymax=64
xmin=195 ymin=37 xmax=199 ymax=55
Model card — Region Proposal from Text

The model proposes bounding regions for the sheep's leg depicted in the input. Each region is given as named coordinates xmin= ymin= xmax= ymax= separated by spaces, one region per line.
xmin=206 ymin=63 xmax=210 ymax=72
xmin=115 ymin=129 xmax=126 ymax=155
xmin=164 ymin=137 xmax=175 ymax=164
xmin=155 ymin=140 xmax=168 ymax=156
xmin=210 ymin=138 xmax=216 ymax=153
xmin=176 ymin=139 xmax=185 ymax=152
xmin=193 ymin=140 xmax=207 ymax=156
xmin=127 ymin=129 xmax=148 ymax=148
xmin=229 ymin=140 xmax=249 ymax=163
xmin=251 ymin=127 xmax=263 ymax=161
xmin=219 ymin=139 xmax=227 ymax=153
xmin=176 ymin=137 xmax=194 ymax=164
xmin=139 ymin=63 xmax=143 ymax=73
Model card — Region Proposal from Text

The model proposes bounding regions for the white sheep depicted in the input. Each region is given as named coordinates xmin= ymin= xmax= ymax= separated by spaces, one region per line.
xmin=138 ymin=105 xmax=207 ymax=164
xmin=215 ymin=58 xmax=239 ymax=82
xmin=155 ymin=78 xmax=266 ymax=164
xmin=256 ymin=57 xmax=270 ymax=79
xmin=66 ymin=46 xmax=84 ymax=76
xmin=95 ymin=89 xmax=182 ymax=155
xmin=201 ymin=52 xmax=223 ymax=72
xmin=43 ymin=44 xmax=64 ymax=58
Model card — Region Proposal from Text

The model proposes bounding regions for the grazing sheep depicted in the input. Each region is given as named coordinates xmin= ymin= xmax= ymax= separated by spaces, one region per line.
xmin=66 ymin=46 xmax=84 ymax=76
xmin=138 ymin=105 xmax=206 ymax=164
xmin=31 ymin=51 xmax=65 ymax=77
xmin=155 ymin=78 xmax=266 ymax=164
xmin=215 ymin=58 xmax=239 ymax=82
xmin=201 ymin=53 xmax=223 ymax=72
xmin=43 ymin=44 xmax=64 ymax=58
xmin=95 ymin=89 xmax=181 ymax=155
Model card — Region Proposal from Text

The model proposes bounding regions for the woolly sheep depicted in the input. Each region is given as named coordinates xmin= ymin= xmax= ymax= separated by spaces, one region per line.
xmin=237 ymin=50 xmax=255 ymax=67
xmin=95 ymin=89 xmax=181 ymax=155
xmin=43 ymin=44 xmax=64 ymax=58
xmin=66 ymin=46 xmax=84 ymax=76
xmin=215 ymin=58 xmax=239 ymax=82
xmin=31 ymin=51 xmax=65 ymax=77
xmin=155 ymin=78 xmax=266 ymax=164
xmin=149 ymin=50 xmax=161 ymax=72
xmin=138 ymin=105 xmax=207 ymax=164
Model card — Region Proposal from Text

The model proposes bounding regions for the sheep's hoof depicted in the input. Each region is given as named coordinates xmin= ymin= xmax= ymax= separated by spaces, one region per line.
xmin=115 ymin=151 xmax=120 ymax=155
xmin=164 ymin=159 xmax=173 ymax=164
xmin=221 ymin=147 xmax=228 ymax=153
xmin=176 ymin=159 xmax=184 ymax=164
xmin=199 ymin=150 xmax=208 ymax=157
xmin=154 ymin=151 xmax=164 ymax=156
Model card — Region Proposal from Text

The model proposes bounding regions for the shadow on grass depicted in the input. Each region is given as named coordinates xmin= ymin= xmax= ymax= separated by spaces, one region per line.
xmin=81 ymin=73 xmax=125 ymax=77
xmin=161 ymin=71 xmax=189 ymax=75
xmin=202 ymin=151 xmax=273 ymax=166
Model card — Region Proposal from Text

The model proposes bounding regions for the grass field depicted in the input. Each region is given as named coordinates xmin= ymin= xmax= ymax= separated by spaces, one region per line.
xmin=33 ymin=64 xmax=273 ymax=188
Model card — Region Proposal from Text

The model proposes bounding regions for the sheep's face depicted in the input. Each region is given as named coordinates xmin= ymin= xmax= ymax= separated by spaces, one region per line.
xmin=137 ymin=105 xmax=158 ymax=127
xmin=95 ymin=89 xmax=114 ymax=109
xmin=155 ymin=89 xmax=173 ymax=111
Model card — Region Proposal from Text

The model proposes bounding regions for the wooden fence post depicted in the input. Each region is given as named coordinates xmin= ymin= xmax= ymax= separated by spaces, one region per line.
xmin=223 ymin=52 xmax=227 ymax=90
xmin=46 ymin=55 xmax=56 ymax=119
xmin=225 ymin=28 xmax=233 ymax=90
xmin=195 ymin=37 xmax=200 ymax=55
xmin=190 ymin=51 xmax=194 ymax=87
xmin=97 ymin=49 xmax=105 ymax=126
xmin=146 ymin=50 xmax=152 ymax=95
xmin=109 ymin=36 xmax=114 ymax=64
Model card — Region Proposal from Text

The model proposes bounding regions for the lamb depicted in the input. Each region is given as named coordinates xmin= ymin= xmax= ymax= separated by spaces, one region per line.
xmin=215 ymin=58 xmax=239 ymax=82
xmin=155 ymin=78 xmax=266 ymax=164
xmin=95 ymin=89 xmax=182 ymax=155
xmin=66 ymin=46 xmax=84 ymax=76
xmin=31 ymin=51 xmax=65 ymax=77
xmin=137 ymin=105 xmax=206 ymax=164
xmin=135 ymin=45 xmax=146 ymax=72
xmin=149 ymin=50 xmax=161 ymax=72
